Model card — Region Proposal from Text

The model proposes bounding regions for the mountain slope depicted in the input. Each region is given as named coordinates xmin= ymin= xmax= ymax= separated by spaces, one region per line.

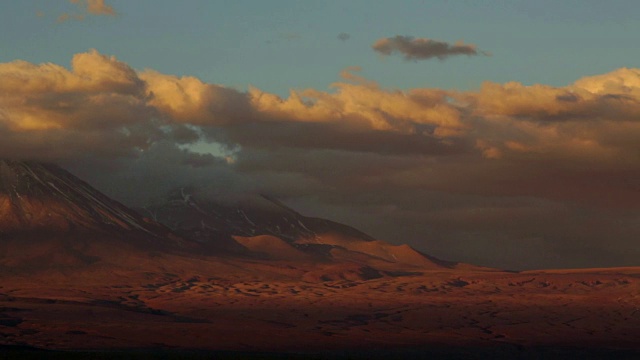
xmin=0 ymin=160 xmax=172 ymax=236
xmin=145 ymin=189 xmax=460 ymax=269
xmin=0 ymin=160 xmax=195 ymax=270
xmin=141 ymin=189 xmax=374 ymax=244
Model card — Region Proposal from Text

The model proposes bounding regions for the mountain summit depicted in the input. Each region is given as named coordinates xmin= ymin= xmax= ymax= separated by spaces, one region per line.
xmin=0 ymin=160 xmax=197 ymax=270
xmin=0 ymin=160 xmax=163 ymax=236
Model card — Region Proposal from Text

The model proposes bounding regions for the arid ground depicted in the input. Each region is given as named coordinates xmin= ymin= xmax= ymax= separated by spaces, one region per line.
xmin=1 ymin=250 xmax=638 ymax=359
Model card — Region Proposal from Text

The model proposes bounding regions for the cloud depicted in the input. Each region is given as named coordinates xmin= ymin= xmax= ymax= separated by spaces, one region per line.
xmin=58 ymin=0 xmax=116 ymax=22
xmin=140 ymin=70 xmax=255 ymax=125
xmin=0 ymin=50 xmax=175 ymax=160
xmin=337 ymin=32 xmax=350 ymax=41
xmin=457 ymin=68 xmax=640 ymax=171
xmin=2 ymin=50 xmax=640 ymax=269
xmin=279 ymin=33 xmax=300 ymax=41
xmin=80 ymin=0 xmax=116 ymax=16
xmin=57 ymin=13 xmax=84 ymax=23
xmin=372 ymin=35 xmax=488 ymax=61
xmin=3 ymin=50 xmax=640 ymax=202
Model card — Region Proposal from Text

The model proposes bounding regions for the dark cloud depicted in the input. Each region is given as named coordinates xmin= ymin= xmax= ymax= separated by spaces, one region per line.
xmin=372 ymin=35 xmax=488 ymax=61
xmin=64 ymin=141 xmax=239 ymax=208
xmin=218 ymin=121 xmax=471 ymax=156
xmin=337 ymin=32 xmax=350 ymax=41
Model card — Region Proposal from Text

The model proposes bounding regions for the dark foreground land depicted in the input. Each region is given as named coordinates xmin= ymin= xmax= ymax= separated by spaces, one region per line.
xmin=2 ymin=345 xmax=640 ymax=360
xmin=1 ymin=254 xmax=639 ymax=359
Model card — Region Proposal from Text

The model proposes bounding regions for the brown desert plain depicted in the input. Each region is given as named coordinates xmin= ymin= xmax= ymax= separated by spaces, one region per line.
xmin=0 ymin=161 xmax=639 ymax=359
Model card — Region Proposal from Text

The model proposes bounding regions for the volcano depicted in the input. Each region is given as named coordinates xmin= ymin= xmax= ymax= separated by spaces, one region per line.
xmin=0 ymin=160 xmax=194 ymax=269
xmin=0 ymin=160 xmax=168 ymax=236
xmin=0 ymin=159 xmax=456 ymax=272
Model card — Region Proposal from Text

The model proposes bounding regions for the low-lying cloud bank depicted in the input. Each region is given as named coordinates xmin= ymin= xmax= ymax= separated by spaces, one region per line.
xmin=1 ymin=50 xmax=639 ymax=269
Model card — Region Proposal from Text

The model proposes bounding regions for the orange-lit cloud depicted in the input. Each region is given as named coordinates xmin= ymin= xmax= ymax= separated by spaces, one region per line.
xmin=372 ymin=36 xmax=488 ymax=61
xmin=0 ymin=50 xmax=181 ymax=160
xmin=3 ymin=50 xmax=640 ymax=177
xmin=58 ymin=0 xmax=116 ymax=22
xmin=81 ymin=0 xmax=116 ymax=15
xmin=140 ymin=70 xmax=254 ymax=125
xmin=458 ymin=68 xmax=640 ymax=167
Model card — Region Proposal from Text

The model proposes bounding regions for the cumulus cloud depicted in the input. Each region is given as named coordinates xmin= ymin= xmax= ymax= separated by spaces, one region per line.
xmin=372 ymin=35 xmax=488 ymax=61
xmin=58 ymin=0 xmax=116 ymax=22
xmin=458 ymin=68 xmax=640 ymax=170
xmin=2 ymin=50 xmax=640 ymax=269
xmin=3 ymin=50 xmax=640 ymax=201
xmin=0 ymin=50 xmax=178 ymax=161
xmin=140 ymin=70 xmax=254 ymax=125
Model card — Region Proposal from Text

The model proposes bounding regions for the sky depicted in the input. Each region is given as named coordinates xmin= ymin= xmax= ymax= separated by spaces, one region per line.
xmin=1 ymin=0 xmax=640 ymax=269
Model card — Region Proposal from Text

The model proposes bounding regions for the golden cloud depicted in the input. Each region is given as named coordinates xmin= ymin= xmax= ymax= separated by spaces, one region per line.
xmin=58 ymin=0 xmax=116 ymax=23
xmin=1 ymin=50 xmax=640 ymax=208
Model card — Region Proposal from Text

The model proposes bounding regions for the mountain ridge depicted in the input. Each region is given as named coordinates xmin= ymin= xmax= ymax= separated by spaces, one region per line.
xmin=1 ymin=160 xmax=153 ymax=234
xmin=0 ymin=159 xmax=465 ymax=272
xmin=143 ymin=187 xmax=462 ymax=269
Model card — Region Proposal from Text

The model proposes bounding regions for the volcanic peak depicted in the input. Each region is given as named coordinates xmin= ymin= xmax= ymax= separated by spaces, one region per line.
xmin=0 ymin=159 xmax=161 ymax=236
